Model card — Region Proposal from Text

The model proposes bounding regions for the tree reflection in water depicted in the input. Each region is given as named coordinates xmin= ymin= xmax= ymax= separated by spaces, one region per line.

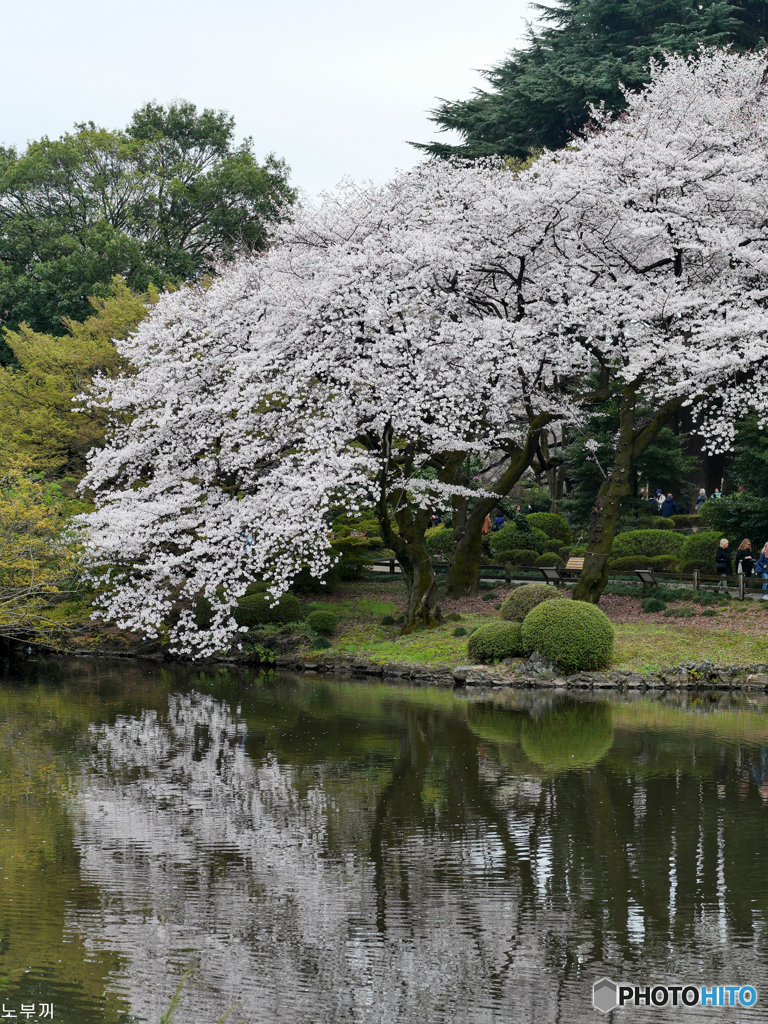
xmin=3 ymin=658 xmax=768 ymax=1022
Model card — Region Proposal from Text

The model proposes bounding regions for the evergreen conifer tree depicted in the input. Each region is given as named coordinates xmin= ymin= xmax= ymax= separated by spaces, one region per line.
xmin=416 ymin=0 xmax=768 ymax=159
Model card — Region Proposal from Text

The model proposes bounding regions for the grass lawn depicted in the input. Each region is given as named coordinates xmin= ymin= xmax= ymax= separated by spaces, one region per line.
xmin=305 ymin=577 xmax=768 ymax=672
xmin=329 ymin=614 xmax=491 ymax=664
xmin=613 ymin=623 xmax=768 ymax=672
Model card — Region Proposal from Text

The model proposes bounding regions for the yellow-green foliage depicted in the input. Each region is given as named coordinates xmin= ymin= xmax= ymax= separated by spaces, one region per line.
xmin=425 ymin=524 xmax=453 ymax=558
xmin=234 ymin=591 xmax=303 ymax=627
xmin=0 ymin=464 xmax=86 ymax=643
xmin=500 ymin=583 xmax=562 ymax=622
xmin=521 ymin=600 xmax=614 ymax=673
xmin=306 ymin=609 xmax=339 ymax=634
xmin=467 ymin=620 xmax=525 ymax=663
xmin=0 ymin=277 xmax=156 ymax=474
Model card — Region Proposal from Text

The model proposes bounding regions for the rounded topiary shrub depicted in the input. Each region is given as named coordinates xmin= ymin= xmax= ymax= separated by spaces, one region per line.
xmin=291 ymin=562 xmax=342 ymax=594
xmin=526 ymin=512 xmax=572 ymax=545
xmin=490 ymin=524 xmax=550 ymax=555
xmin=679 ymin=530 xmax=728 ymax=574
xmin=670 ymin=514 xmax=706 ymax=529
xmin=611 ymin=529 xmax=685 ymax=560
xmin=245 ymin=580 xmax=270 ymax=595
xmin=535 ymin=552 xmax=564 ymax=567
xmin=558 ymin=545 xmax=571 ymax=561
xmin=467 ymin=620 xmax=525 ymax=663
xmin=234 ymin=591 xmax=303 ymax=627
xmin=312 ymin=636 xmax=332 ymax=649
xmin=499 ymin=548 xmax=540 ymax=567
xmin=642 ymin=597 xmax=667 ymax=613
xmin=609 ymin=554 xmax=679 ymax=572
xmin=521 ymin=600 xmax=614 ymax=673
xmin=306 ymin=608 xmax=339 ymax=634
xmin=500 ymin=583 xmax=563 ymax=622
xmin=425 ymin=524 xmax=453 ymax=560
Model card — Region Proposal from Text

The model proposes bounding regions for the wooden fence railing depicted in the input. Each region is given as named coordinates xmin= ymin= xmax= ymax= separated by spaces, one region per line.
xmin=370 ymin=560 xmax=768 ymax=599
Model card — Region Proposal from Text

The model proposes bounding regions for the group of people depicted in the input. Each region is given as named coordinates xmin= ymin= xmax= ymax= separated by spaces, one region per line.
xmin=716 ymin=538 xmax=768 ymax=596
xmin=641 ymin=485 xmax=725 ymax=517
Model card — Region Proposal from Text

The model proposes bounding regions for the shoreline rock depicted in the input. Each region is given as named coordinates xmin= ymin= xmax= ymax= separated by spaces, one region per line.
xmin=20 ymin=640 xmax=768 ymax=692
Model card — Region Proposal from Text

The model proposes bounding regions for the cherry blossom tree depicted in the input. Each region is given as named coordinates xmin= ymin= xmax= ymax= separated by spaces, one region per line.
xmin=79 ymin=163 xmax=577 ymax=649
xmin=435 ymin=49 xmax=768 ymax=602
xmin=523 ymin=49 xmax=768 ymax=602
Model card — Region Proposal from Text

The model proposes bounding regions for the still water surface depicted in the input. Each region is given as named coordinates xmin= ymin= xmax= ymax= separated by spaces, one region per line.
xmin=1 ymin=657 xmax=768 ymax=1022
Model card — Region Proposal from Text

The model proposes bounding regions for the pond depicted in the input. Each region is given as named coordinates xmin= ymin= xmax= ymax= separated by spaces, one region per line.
xmin=1 ymin=657 xmax=768 ymax=1023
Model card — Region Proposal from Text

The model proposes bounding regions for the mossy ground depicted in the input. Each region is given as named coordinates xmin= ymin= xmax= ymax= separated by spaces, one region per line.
xmin=40 ymin=573 xmax=768 ymax=671
xmin=301 ymin=576 xmax=768 ymax=671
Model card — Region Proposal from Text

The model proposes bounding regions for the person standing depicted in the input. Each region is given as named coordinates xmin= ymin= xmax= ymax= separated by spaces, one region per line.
xmin=736 ymin=539 xmax=754 ymax=577
xmin=713 ymin=487 xmax=723 ymax=499
xmin=715 ymin=538 xmax=732 ymax=588
xmin=754 ymin=543 xmax=768 ymax=599
xmin=695 ymin=488 xmax=707 ymax=510
xmin=661 ymin=493 xmax=679 ymax=518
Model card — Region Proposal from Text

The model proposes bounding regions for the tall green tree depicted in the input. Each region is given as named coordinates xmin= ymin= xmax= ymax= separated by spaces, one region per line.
xmin=0 ymin=101 xmax=294 ymax=355
xmin=416 ymin=0 xmax=768 ymax=160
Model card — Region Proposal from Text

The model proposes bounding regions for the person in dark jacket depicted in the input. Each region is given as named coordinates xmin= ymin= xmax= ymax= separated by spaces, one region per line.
xmin=661 ymin=493 xmax=679 ymax=518
xmin=736 ymin=539 xmax=754 ymax=577
xmin=754 ymin=543 xmax=768 ymax=598
xmin=715 ymin=538 xmax=731 ymax=588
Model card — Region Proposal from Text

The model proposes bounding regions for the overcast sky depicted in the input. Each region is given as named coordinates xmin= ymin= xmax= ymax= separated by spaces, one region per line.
xmin=2 ymin=0 xmax=531 ymax=197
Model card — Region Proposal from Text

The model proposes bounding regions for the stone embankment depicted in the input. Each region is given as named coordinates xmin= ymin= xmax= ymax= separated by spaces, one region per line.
xmin=274 ymin=652 xmax=768 ymax=691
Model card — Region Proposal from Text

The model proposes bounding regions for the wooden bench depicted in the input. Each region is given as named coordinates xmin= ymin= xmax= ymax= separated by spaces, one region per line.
xmin=564 ymin=557 xmax=584 ymax=575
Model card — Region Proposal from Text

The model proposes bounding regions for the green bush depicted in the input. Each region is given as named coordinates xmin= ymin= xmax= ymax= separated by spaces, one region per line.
xmin=649 ymin=518 xmax=676 ymax=530
xmin=611 ymin=530 xmax=685 ymax=560
xmin=670 ymin=514 xmax=706 ymax=528
xmin=526 ymin=512 xmax=572 ymax=545
xmin=694 ymin=592 xmax=719 ymax=606
xmin=306 ymin=609 xmax=339 ymax=634
xmin=312 ymin=636 xmax=332 ymax=649
xmin=679 ymin=530 xmax=726 ymax=574
xmin=482 ymin=591 xmax=499 ymax=601
xmin=425 ymin=524 xmax=453 ymax=560
xmin=641 ymin=597 xmax=667 ymax=613
xmin=701 ymin=493 xmax=768 ymax=547
xmin=535 ymin=552 xmax=564 ymax=567
xmin=467 ymin=620 xmax=526 ymax=663
xmin=500 ymin=583 xmax=563 ymax=622
xmin=700 ymin=609 xmax=718 ymax=617
xmin=521 ymin=600 xmax=614 ymax=673
xmin=245 ymin=580 xmax=270 ymax=595
xmin=453 ymin=626 xmax=467 ymax=637
xmin=292 ymin=563 xmax=342 ymax=594
xmin=558 ymin=546 xmax=571 ymax=561
xmin=490 ymin=524 xmax=550 ymax=555
xmin=498 ymin=548 xmax=540 ymax=567
xmin=234 ymin=592 xmax=303 ymax=627
xmin=608 ymin=554 xmax=679 ymax=572
xmin=381 ymin=614 xmax=396 ymax=625
xmin=663 ymin=606 xmax=697 ymax=618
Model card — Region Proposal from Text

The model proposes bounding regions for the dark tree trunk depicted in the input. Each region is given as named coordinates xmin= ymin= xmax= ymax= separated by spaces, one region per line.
xmin=371 ymin=434 xmax=458 ymax=629
xmin=573 ymin=392 xmax=684 ymax=604
xmin=444 ymin=417 xmax=550 ymax=597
